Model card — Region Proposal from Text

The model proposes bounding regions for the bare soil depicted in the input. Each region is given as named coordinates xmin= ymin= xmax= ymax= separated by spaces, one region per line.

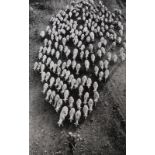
xmin=29 ymin=0 xmax=126 ymax=154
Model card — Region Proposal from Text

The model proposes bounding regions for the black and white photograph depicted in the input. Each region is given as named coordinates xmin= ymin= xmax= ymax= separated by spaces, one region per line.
xmin=29 ymin=0 xmax=126 ymax=154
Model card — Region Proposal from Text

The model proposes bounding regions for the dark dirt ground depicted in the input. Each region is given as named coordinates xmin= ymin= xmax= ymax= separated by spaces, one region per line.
xmin=29 ymin=0 xmax=126 ymax=154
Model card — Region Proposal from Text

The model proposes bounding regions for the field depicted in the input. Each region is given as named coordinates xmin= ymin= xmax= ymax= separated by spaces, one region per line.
xmin=29 ymin=0 xmax=126 ymax=154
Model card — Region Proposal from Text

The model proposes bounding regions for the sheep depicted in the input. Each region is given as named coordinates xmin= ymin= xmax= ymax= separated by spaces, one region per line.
xmin=62 ymin=37 xmax=67 ymax=46
xmin=53 ymin=64 xmax=57 ymax=73
xmin=56 ymin=51 xmax=60 ymax=60
xmin=44 ymin=38 xmax=48 ymax=47
xmin=57 ymin=106 xmax=68 ymax=127
xmin=97 ymin=49 xmax=102 ymax=58
xmin=94 ymin=91 xmax=99 ymax=106
xmin=48 ymin=40 xmax=52 ymax=46
xmin=66 ymin=59 xmax=72 ymax=68
xmin=99 ymin=60 xmax=104 ymax=70
xmin=90 ymin=31 xmax=95 ymax=41
xmin=69 ymin=96 xmax=74 ymax=109
xmin=45 ymin=89 xmax=52 ymax=101
xmin=76 ymin=99 xmax=82 ymax=110
xmin=38 ymin=46 xmax=43 ymax=53
xmin=46 ymin=25 xmax=50 ymax=32
xmin=66 ymin=49 xmax=71 ymax=58
xmin=80 ymin=44 xmax=85 ymax=51
xmin=112 ymin=54 xmax=118 ymax=63
xmin=119 ymin=51 xmax=126 ymax=61
xmin=85 ymin=50 xmax=89 ymax=59
xmin=46 ymin=57 xmax=51 ymax=67
xmin=43 ymin=47 xmax=47 ymax=54
xmin=49 ymin=91 xmax=56 ymax=104
xmin=79 ymin=85 xmax=84 ymax=97
xmin=94 ymin=66 xmax=99 ymax=76
xmin=98 ymin=42 xmax=102 ymax=49
xmin=84 ymin=92 xmax=89 ymax=104
xmin=54 ymin=94 xmax=60 ymax=108
xmin=86 ymin=36 xmax=91 ymax=43
xmin=55 ymin=99 xmax=63 ymax=113
xmin=33 ymin=62 xmax=38 ymax=71
xmin=61 ymin=84 xmax=67 ymax=94
xmin=55 ymin=77 xmax=61 ymax=87
xmin=45 ymin=72 xmax=51 ymax=82
xmin=69 ymin=108 xmax=75 ymax=123
xmin=104 ymin=69 xmax=110 ymax=82
xmin=51 ymin=48 xmax=55 ymax=56
xmin=107 ymin=52 xmax=112 ymax=61
xmin=74 ymin=110 xmax=81 ymax=127
xmin=61 ymin=69 xmax=67 ymax=78
xmin=59 ymin=44 xmax=63 ymax=53
xmin=72 ymin=60 xmax=77 ymax=70
xmin=71 ymin=78 xmax=76 ymax=90
xmin=104 ymin=60 xmax=109 ymax=69
xmin=82 ymin=75 xmax=87 ymax=86
xmin=49 ymin=77 xmax=55 ymax=88
xmin=42 ymin=83 xmax=48 ymax=94
xmin=88 ymin=98 xmax=94 ymax=112
xmin=101 ymin=47 xmax=106 ymax=55
xmin=99 ymin=71 xmax=104 ymax=81
xmin=54 ymin=42 xmax=58 ymax=49
xmin=80 ymin=51 xmax=84 ymax=60
xmin=36 ymin=61 xmax=41 ymax=71
xmin=56 ymin=67 xmax=61 ymax=76
xmin=88 ymin=44 xmax=94 ymax=53
xmin=49 ymin=61 xmax=54 ymax=70
xmin=73 ymin=48 xmax=78 ymax=60
xmin=85 ymin=60 xmax=90 ymax=71
xmin=65 ymin=70 xmax=70 ymax=81
xmin=76 ymin=63 xmax=81 ymax=75
xmin=77 ymin=40 xmax=82 ymax=48
xmin=57 ymin=80 xmax=63 ymax=91
xmin=38 ymin=52 xmax=43 ymax=60
xmin=41 ymin=71 xmax=46 ymax=83
xmin=57 ymin=60 xmax=62 ymax=67
xmin=81 ymin=34 xmax=85 ymax=41
xmin=42 ymin=55 xmax=47 ymax=63
xmin=63 ymin=89 xmax=69 ymax=102
xmin=83 ymin=105 xmax=89 ymax=119
xmin=61 ymin=62 xmax=67 ymax=70
xmin=40 ymin=31 xmax=45 ymax=39
xmin=86 ymin=78 xmax=92 ymax=89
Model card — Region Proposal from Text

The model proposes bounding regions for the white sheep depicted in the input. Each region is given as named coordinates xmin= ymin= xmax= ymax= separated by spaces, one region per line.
xmin=94 ymin=66 xmax=99 ymax=76
xmin=97 ymin=49 xmax=102 ymax=58
xmin=46 ymin=25 xmax=50 ymax=32
xmin=90 ymin=31 xmax=95 ymax=41
xmin=63 ymin=89 xmax=69 ymax=102
xmin=49 ymin=77 xmax=55 ymax=88
xmin=65 ymin=70 xmax=70 ymax=81
xmin=69 ymin=108 xmax=76 ymax=123
xmin=88 ymin=98 xmax=94 ymax=112
xmin=93 ymin=81 xmax=98 ymax=92
xmin=38 ymin=46 xmax=43 ymax=53
xmin=99 ymin=71 xmax=104 ymax=81
xmin=89 ymin=44 xmax=94 ymax=53
xmin=56 ymin=67 xmax=61 ymax=76
xmin=33 ymin=62 xmax=38 ymax=71
xmin=76 ymin=99 xmax=82 ymax=110
xmin=43 ymin=47 xmax=47 ymax=54
xmin=45 ymin=89 xmax=52 ymax=101
xmin=80 ymin=51 xmax=84 ymax=60
xmin=45 ymin=72 xmax=51 ymax=82
xmin=55 ymin=99 xmax=63 ymax=113
xmin=85 ymin=60 xmax=90 ymax=71
xmin=61 ymin=62 xmax=67 ymax=70
xmin=49 ymin=91 xmax=56 ymax=104
xmin=51 ymin=48 xmax=55 ymax=56
xmin=54 ymin=42 xmax=58 ymax=49
xmin=80 ymin=44 xmax=85 ymax=51
xmin=61 ymin=84 xmax=67 ymax=94
xmin=79 ymin=85 xmax=84 ymax=97
xmin=76 ymin=63 xmax=81 ymax=75
xmin=71 ymin=78 xmax=76 ymax=89
xmin=42 ymin=55 xmax=47 ymax=63
xmin=57 ymin=80 xmax=63 ymax=91
xmin=82 ymin=75 xmax=87 ymax=86
xmin=104 ymin=69 xmax=110 ymax=82
xmin=41 ymin=71 xmax=46 ymax=83
xmin=68 ymin=74 xmax=74 ymax=84
xmin=46 ymin=57 xmax=51 ymax=67
xmin=56 ymin=51 xmax=60 ymax=60
xmin=49 ymin=61 xmax=54 ymax=70
xmin=57 ymin=60 xmax=62 ymax=67
xmin=66 ymin=59 xmax=72 ymax=68
xmin=86 ymin=78 xmax=92 ymax=89
xmin=83 ymin=105 xmax=89 ymax=119
xmin=55 ymin=77 xmax=60 ymax=87
xmin=74 ymin=110 xmax=81 ymax=127
xmin=112 ymin=54 xmax=118 ymax=63
xmin=99 ymin=60 xmax=104 ymax=70
xmin=94 ymin=91 xmax=99 ymax=106
xmin=66 ymin=49 xmax=71 ymax=58
xmin=69 ymin=96 xmax=74 ymax=109
xmin=85 ymin=50 xmax=89 ymax=59
xmin=72 ymin=60 xmax=77 ymax=70
xmin=61 ymin=69 xmax=67 ymax=78
xmin=77 ymin=40 xmax=82 ymax=48
xmin=40 ymin=31 xmax=45 ymax=38
xmin=42 ymin=83 xmax=48 ymax=94
xmin=107 ymin=52 xmax=112 ymax=61
xmin=54 ymin=94 xmax=60 ymax=108
xmin=101 ymin=47 xmax=106 ymax=55
xmin=38 ymin=52 xmax=43 ymax=60
xmin=84 ymin=92 xmax=89 ymax=104
xmin=53 ymin=64 xmax=57 ymax=73
xmin=36 ymin=62 xmax=42 ymax=71
xmin=73 ymin=48 xmax=78 ymax=60
xmin=90 ymin=54 xmax=95 ymax=63
xmin=104 ymin=60 xmax=109 ymax=69
xmin=57 ymin=106 xmax=68 ymax=127
xmin=44 ymin=38 xmax=48 ymax=47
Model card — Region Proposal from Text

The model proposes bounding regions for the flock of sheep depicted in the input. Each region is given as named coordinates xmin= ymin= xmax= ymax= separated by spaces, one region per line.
xmin=33 ymin=0 xmax=126 ymax=127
